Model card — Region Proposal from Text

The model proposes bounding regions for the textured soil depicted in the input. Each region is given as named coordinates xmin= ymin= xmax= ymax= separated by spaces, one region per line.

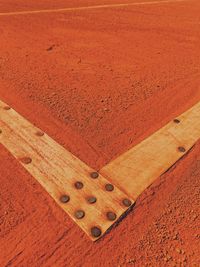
xmin=0 ymin=0 xmax=200 ymax=266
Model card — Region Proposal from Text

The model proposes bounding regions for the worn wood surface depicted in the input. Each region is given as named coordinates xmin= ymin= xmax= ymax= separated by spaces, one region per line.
xmin=101 ymin=101 xmax=200 ymax=199
xmin=1 ymin=98 xmax=200 ymax=240
xmin=0 ymin=99 xmax=134 ymax=241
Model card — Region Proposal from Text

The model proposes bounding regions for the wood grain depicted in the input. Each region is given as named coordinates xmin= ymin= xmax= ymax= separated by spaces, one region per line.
xmin=101 ymin=101 xmax=200 ymax=199
xmin=0 ymin=100 xmax=134 ymax=241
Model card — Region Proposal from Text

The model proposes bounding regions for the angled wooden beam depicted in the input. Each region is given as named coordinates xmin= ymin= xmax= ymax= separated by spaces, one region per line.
xmin=0 ymin=100 xmax=134 ymax=241
xmin=1 ymin=98 xmax=200 ymax=240
xmin=100 ymin=101 xmax=200 ymax=199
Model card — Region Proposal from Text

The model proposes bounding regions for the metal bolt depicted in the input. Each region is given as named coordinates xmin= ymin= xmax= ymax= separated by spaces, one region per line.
xmin=174 ymin=119 xmax=180 ymax=124
xmin=122 ymin=199 xmax=132 ymax=207
xmin=4 ymin=106 xmax=11 ymax=110
xmin=178 ymin=146 xmax=186 ymax=153
xmin=90 ymin=172 xmax=99 ymax=179
xmin=75 ymin=210 xmax=85 ymax=219
xmin=106 ymin=211 xmax=117 ymax=221
xmin=87 ymin=196 xmax=97 ymax=204
xmin=20 ymin=157 xmax=32 ymax=164
xmin=60 ymin=195 xmax=70 ymax=203
xmin=105 ymin=183 xmax=114 ymax=191
xmin=91 ymin=226 xmax=102 ymax=238
xmin=36 ymin=131 xmax=44 ymax=137
xmin=74 ymin=181 xmax=84 ymax=189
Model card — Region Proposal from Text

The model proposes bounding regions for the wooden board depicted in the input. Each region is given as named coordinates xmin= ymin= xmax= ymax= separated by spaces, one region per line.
xmin=1 ymin=98 xmax=200 ymax=240
xmin=101 ymin=101 xmax=200 ymax=199
xmin=0 ymin=100 xmax=134 ymax=241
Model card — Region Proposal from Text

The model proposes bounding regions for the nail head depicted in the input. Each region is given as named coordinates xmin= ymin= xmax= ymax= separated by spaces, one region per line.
xmin=4 ymin=106 xmax=11 ymax=110
xmin=91 ymin=226 xmax=102 ymax=238
xmin=174 ymin=119 xmax=180 ymax=124
xmin=106 ymin=211 xmax=117 ymax=221
xmin=105 ymin=183 xmax=114 ymax=191
xmin=178 ymin=146 xmax=186 ymax=153
xmin=74 ymin=181 xmax=84 ymax=189
xmin=122 ymin=198 xmax=132 ymax=207
xmin=20 ymin=157 xmax=32 ymax=164
xmin=90 ymin=172 xmax=99 ymax=179
xmin=36 ymin=131 xmax=44 ymax=136
xmin=87 ymin=196 xmax=97 ymax=204
xmin=60 ymin=195 xmax=70 ymax=203
xmin=75 ymin=210 xmax=85 ymax=219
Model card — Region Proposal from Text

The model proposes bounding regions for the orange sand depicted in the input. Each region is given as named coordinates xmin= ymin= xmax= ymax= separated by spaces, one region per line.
xmin=0 ymin=0 xmax=200 ymax=265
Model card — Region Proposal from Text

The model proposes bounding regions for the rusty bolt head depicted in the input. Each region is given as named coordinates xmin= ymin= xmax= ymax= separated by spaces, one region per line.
xmin=178 ymin=146 xmax=186 ymax=153
xmin=4 ymin=106 xmax=11 ymax=110
xmin=105 ymin=183 xmax=114 ymax=191
xmin=91 ymin=226 xmax=102 ymax=238
xmin=74 ymin=181 xmax=84 ymax=189
xmin=106 ymin=211 xmax=117 ymax=221
xmin=90 ymin=172 xmax=99 ymax=179
xmin=20 ymin=157 xmax=32 ymax=164
xmin=87 ymin=196 xmax=97 ymax=204
xmin=75 ymin=210 xmax=85 ymax=219
xmin=60 ymin=195 xmax=70 ymax=203
xmin=36 ymin=131 xmax=44 ymax=137
xmin=122 ymin=199 xmax=132 ymax=207
xmin=174 ymin=119 xmax=180 ymax=124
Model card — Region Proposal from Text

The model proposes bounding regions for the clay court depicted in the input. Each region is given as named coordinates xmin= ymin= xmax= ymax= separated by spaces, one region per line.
xmin=0 ymin=0 xmax=200 ymax=266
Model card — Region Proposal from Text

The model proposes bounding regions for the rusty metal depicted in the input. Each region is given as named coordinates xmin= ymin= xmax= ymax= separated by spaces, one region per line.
xmin=20 ymin=157 xmax=32 ymax=164
xmin=91 ymin=226 xmax=102 ymax=238
xmin=60 ymin=195 xmax=70 ymax=203
xmin=106 ymin=211 xmax=117 ymax=221
xmin=74 ymin=181 xmax=84 ymax=189
xmin=105 ymin=183 xmax=114 ymax=191
xmin=3 ymin=106 xmax=11 ymax=110
xmin=178 ymin=146 xmax=186 ymax=153
xmin=122 ymin=198 xmax=132 ymax=207
xmin=173 ymin=119 xmax=180 ymax=124
xmin=90 ymin=172 xmax=99 ymax=179
xmin=87 ymin=196 xmax=97 ymax=204
xmin=75 ymin=210 xmax=85 ymax=219
xmin=35 ymin=131 xmax=44 ymax=136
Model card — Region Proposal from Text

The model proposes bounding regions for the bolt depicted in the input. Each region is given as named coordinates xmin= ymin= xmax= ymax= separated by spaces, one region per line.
xmin=122 ymin=199 xmax=132 ymax=207
xmin=20 ymin=157 xmax=32 ymax=164
xmin=105 ymin=184 xmax=114 ymax=191
xmin=91 ymin=226 xmax=102 ymax=238
xmin=4 ymin=106 xmax=11 ymax=110
xmin=90 ymin=172 xmax=99 ymax=179
xmin=75 ymin=210 xmax=85 ymax=219
xmin=74 ymin=181 xmax=84 ymax=189
xmin=106 ymin=211 xmax=117 ymax=221
xmin=36 ymin=131 xmax=44 ymax=136
xmin=178 ymin=146 xmax=186 ymax=153
xmin=174 ymin=119 xmax=180 ymax=124
xmin=60 ymin=195 xmax=70 ymax=203
xmin=87 ymin=196 xmax=97 ymax=204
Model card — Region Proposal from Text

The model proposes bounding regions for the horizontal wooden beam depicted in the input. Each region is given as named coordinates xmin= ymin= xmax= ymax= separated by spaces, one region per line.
xmin=100 ymin=101 xmax=200 ymax=199
xmin=0 ymin=100 xmax=134 ymax=241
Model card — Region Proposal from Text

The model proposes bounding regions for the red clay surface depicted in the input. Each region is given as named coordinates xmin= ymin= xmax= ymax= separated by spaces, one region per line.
xmin=0 ymin=0 xmax=200 ymax=266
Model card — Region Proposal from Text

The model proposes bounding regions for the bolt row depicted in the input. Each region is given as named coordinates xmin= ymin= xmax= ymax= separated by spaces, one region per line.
xmin=59 ymin=190 xmax=132 ymax=238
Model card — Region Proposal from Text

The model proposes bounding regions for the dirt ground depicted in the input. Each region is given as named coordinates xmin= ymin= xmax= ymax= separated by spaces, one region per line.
xmin=0 ymin=0 xmax=200 ymax=266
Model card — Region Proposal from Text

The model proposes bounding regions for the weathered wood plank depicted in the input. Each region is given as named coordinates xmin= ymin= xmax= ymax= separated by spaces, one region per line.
xmin=0 ymin=100 xmax=134 ymax=241
xmin=100 ymin=101 xmax=200 ymax=199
